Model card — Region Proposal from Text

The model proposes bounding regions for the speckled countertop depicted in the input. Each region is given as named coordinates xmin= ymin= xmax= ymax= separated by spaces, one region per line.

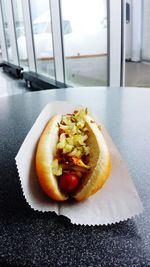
xmin=0 ymin=87 xmax=150 ymax=267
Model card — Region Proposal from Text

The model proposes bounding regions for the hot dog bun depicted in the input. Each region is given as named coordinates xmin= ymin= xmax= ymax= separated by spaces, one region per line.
xmin=36 ymin=115 xmax=68 ymax=201
xmin=73 ymin=115 xmax=111 ymax=201
xmin=36 ymin=113 xmax=111 ymax=201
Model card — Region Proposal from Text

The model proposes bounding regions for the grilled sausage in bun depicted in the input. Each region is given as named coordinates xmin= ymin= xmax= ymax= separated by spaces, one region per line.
xmin=36 ymin=109 xmax=111 ymax=201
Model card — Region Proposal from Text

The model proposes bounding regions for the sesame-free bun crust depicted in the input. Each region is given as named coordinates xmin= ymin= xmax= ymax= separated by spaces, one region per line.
xmin=36 ymin=115 xmax=68 ymax=201
xmin=36 ymin=114 xmax=111 ymax=201
xmin=73 ymin=115 xmax=111 ymax=201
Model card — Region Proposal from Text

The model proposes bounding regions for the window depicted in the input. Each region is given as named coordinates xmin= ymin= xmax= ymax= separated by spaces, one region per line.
xmin=61 ymin=0 xmax=108 ymax=86
xmin=30 ymin=0 xmax=55 ymax=78
xmin=1 ymin=0 xmax=13 ymax=62
xmin=12 ymin=0 xmax=29 ymax=69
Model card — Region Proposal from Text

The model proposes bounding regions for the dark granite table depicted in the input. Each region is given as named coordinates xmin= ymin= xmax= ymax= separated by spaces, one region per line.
xmin=0 ymin=87 xmax=150 ymax=267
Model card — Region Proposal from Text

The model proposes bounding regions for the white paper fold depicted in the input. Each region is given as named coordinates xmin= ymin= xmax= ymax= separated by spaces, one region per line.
xmin=15 ymin=101 xmax=143 ymax=225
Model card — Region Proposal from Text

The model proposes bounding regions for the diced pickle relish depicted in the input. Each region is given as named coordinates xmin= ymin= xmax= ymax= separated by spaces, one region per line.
xmin=51 ymin=109 xmax=90 ymax=178
xmin=51 ymin=159 xmax=62 ymax=176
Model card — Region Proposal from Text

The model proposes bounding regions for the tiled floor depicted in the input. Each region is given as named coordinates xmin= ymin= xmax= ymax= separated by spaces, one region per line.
xmin=0 ymin=69 xmax=28 ymax=97
xmin=0 ymin=62 xmax=150 ymax=98
xmin=125 ymin=62 xmax=150 ymax=87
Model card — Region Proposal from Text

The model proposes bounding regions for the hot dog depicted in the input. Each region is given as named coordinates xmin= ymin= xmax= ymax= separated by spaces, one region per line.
xmin=35 ymin=109 xmax=111 ymax=201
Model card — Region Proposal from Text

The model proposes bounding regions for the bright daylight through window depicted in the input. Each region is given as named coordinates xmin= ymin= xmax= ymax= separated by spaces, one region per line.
xmin=61 ymin=0 xmax=108 ymax=86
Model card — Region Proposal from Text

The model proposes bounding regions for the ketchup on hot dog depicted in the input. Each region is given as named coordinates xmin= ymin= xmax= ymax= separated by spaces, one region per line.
xmin=59 ymin=173 xmax=79 ymax=193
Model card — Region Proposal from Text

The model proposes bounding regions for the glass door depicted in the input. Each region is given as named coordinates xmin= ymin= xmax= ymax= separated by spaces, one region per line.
xmin=1 ymin=0 xmax=13 ymax=63
xmin=29 ymin=0 xmax=55 ymax=79
xmin=124 ymin=0 xmax=150 ymax=87
xmin=12 ymin=0 xmax=29 ymax=70
xmin=60 ymin=0 xmax=108 ymax=86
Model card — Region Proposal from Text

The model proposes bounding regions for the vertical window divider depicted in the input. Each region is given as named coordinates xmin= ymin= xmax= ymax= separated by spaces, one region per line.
xmin=22 ymin=0 xmax=36 ymax=73
xmin=108 ymin=0 xmax=122 ymax=87
xmin=11 ymin=0 xmax=20 ymax=66
xmin=0 ymin=1 xmax=8 ymax=61
xmin=107 ymin=0 xmax=110 ymax=86
xmin=5 ymin=0 xmax=19 ymax=65
xmin=120 ymin=0 xmax=126 ymax=86
xmin=50 ymin=0 xmax=65 ymax=84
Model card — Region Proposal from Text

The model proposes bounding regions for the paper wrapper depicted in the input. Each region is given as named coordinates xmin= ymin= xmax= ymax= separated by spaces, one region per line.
xmin=15 ymin=101 xmax=143 ymax=225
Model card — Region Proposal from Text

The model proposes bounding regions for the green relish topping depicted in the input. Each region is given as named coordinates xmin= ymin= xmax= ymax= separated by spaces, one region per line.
xmin=51 ymin=108 xmax=90 ymax=177
xmin=52 ymin=159 xmax=63 ymax=176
